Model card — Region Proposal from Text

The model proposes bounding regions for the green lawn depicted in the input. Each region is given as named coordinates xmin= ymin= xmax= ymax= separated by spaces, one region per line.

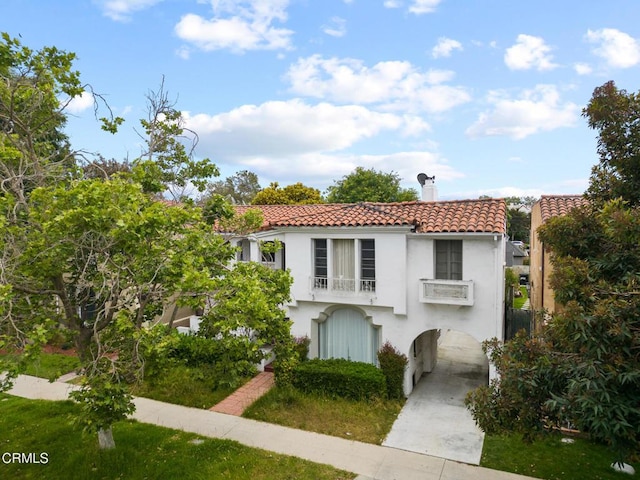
xmin=482 ymin=433 xmax=638 ymax=480
xmin=0 ymin=352 xmax=81 ymax=381
xmin=513 ymin=285 xmax=529 ymax=309
xmin=130 ymin=363 xmax=249 ymax=409
xmin=6 ymin=350 xmax=637 ymax=480
xmin=1 ymin=351 xmax=239 ymax=410
xmin=0 ymin=394 xmax=354 ymax=480
xmin=243 ymin=386 xmax=405 ymax=445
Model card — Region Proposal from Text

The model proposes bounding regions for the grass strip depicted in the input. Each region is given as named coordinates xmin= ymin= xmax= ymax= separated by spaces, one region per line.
xmin=0 ymin=394 xmax=354 ymax=480
xmin=243 ymin=386 xmax=404 ymax=445
xmin=482 ymin=433 xmax=638 ymax=480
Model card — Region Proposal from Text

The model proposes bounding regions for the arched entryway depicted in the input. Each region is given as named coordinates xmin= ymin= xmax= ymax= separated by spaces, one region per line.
xmin=317 ymin=307 xmax=379 ymax=364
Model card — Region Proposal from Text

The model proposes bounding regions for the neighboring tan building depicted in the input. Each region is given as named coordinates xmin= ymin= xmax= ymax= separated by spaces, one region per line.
xmin=529 ymin=195 xmax=588 ymax=317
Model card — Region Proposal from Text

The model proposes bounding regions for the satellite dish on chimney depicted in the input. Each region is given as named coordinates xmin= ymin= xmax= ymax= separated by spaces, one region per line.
xmin=417 ymin=173 xmax=428 ymax=186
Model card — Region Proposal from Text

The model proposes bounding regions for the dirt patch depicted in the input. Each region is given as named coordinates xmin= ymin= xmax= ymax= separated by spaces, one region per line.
xmin=41 ymin=345 xmax=79 ymax=357
xmin=1 ymin=345 xmax=79 ymax=357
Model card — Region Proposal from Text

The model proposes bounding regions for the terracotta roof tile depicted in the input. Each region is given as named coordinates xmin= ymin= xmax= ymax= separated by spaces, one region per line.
xmin=538 ymin=195 xmax=588 ymax=223
xmin=234 ymin=199 xmax=506 ymax=234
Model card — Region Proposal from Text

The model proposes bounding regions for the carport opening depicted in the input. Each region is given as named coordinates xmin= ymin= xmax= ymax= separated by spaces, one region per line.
xmin=410 ymin=329 xmax=489 ymax=390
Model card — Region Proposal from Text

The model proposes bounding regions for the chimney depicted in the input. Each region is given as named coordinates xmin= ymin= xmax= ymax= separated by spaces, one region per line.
xmin=417 ymin=173 xmax=437 ymax=202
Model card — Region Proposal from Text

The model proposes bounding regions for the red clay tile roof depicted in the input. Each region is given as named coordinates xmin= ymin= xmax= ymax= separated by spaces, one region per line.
xmin=538 ymin=195 xmax=588 ymax=223
xmin=234 ymin=199 xmax=506 ymax=234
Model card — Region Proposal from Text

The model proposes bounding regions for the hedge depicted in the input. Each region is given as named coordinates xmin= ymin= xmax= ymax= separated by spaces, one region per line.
xmin=292 ymin=358 xmax=386 ymax=401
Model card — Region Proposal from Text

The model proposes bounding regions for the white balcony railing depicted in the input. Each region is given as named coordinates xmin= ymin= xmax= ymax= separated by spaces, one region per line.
xmin=311 ymin=277 xmax=376 ymax=294
xmin=419 ymin=279 xmax=474 ymax=306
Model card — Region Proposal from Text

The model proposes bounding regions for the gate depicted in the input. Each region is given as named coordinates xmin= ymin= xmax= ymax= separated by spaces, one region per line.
xmin=505 ymin=308 xmax=532 ymax=340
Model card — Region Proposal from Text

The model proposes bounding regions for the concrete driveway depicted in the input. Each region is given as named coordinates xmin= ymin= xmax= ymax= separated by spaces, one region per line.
xmin=382 ymin=330 xmax=489 ymax=465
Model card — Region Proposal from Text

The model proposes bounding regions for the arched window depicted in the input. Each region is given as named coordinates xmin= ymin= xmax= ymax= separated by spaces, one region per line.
xmin=319 ymin=308 xmax=379 ymax=364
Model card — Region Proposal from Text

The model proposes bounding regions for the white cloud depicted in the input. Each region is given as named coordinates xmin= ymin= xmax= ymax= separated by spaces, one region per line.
xmin=238 ymin=150 xmax=462 ymax=187
xmin=175 ymin=45 xmax=191 ymax=60
xmin=504 ymin=34 xmax=558 ymax=71
xmin=95 ymin=0 xmax=163 ymax=22
xmin=573 ymin=62 xmax=592 ymax=75
xmin=468 ymin=186 xmax=546 ymax=199
xmin=432 ymin=37 xmax=463 ymax=58
xmin=322 ymin=17 xmax=347 ymax=38
xmin=401 ymin=115 xmax=431 ymax=137
xmin=408 ymin=0 xmax=441 ymax=15
xmin=383 ymin=0 xmax=440 ymax=14
xmin=174 ymin=0 xmax=293 ymax=53
xmin=184 ymin=99 xmax=429 ymax=158
xmin=466 ymin=85 xmax=579 ymax=140
xmin=65 ymin=91 xmax=94 ymax=114
xmin=285 ymin=55 xmax=470 ymax=113
xmin=586 ymin=28 xmax=640 ymax=68
xmin=183 ymin=100 xmax=446 ymax=186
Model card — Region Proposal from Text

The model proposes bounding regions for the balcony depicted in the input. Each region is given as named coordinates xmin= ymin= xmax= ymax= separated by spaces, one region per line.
xmin=419 ymin=279 xmax=474 ymax=306
xmin=311 ymin=277 xmax=376 ymax=294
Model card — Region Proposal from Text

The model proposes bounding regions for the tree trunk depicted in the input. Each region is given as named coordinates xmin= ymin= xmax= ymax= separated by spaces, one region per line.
xmin=75 ymin=326 xmax=93 ymax=361
xmin=168 ymin=303 xmax=179 ymax=329
xmin=98 ymin=426 xmax=116 ymax=449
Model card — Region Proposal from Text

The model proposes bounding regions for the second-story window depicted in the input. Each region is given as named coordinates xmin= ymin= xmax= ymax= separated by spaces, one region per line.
xmin=312 ymin=238 xmax=375 ymax=292
xmin=360 ymin=239 xmax=376 ymax=291
xmin=435 ymin=240 xmax=463 ymax=280
xmin=332 ymin=239 xmax=355 ymax=291
xmin=314 ymin=239 xmax=328 ymax=288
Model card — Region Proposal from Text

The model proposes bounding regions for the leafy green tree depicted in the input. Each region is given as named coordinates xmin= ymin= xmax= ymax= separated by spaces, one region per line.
xmin=197 ymin=260 xmax=294 ymax=387
xmin=131 ymin=78 xmax=218 ymax=201
xmin=203 ymin=169 xmax=261 ymax=205
xmin=583 ymin=81 xmax=640 ymax=207
xmin=252 ymin=181 xmax=324 ymax=205
xmin=506 ymin=208 xmax=530 ymax=243
xmin=325 ymin=167 xmax=418 ymax=203
xmin=503 ymin=197 xmax=535 ymax=244
xmin=466 ymin=82 xmax=640 ymax=465
xmin=0 ymin=32 xmax=79 ymax=205
xmin=539 ymin=200 xmax=640 ymax=459
xmin=2 ymin=177 xmax=236 ymax=448
xmin=504 ymin=196 xmax=538 ymax=210
xmin=0 ymin=34 xmax=295 ymax=450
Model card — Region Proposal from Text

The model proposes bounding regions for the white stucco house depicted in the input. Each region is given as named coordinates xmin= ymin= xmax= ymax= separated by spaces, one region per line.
xmin=226 ymin=181 xmax=507 ymax=395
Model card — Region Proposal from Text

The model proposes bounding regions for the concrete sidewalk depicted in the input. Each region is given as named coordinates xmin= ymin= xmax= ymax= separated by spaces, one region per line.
xmin=7 ymin=375 xmax=537 ymax=480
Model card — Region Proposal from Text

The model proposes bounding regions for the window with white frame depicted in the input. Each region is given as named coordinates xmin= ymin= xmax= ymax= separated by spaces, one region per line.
xmin=260 ymin=240 xmax=286 ymax=270
xmin=312 ymin=239 xmax=375 ymax=292
xmin=435 ymin=240 xmax=462 ymax=280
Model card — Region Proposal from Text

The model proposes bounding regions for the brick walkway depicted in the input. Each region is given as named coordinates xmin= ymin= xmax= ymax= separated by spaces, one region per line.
xmin=209 ymin=371 xmax=275 ymax=415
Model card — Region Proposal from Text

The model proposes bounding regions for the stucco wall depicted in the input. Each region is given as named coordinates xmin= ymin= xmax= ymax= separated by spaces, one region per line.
xmin=260 ymin=228 xmax=505 ymax=395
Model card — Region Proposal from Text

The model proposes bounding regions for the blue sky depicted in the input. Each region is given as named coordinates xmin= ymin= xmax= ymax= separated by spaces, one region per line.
xmin=3 ymin=0 xmax=640 ymax=200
